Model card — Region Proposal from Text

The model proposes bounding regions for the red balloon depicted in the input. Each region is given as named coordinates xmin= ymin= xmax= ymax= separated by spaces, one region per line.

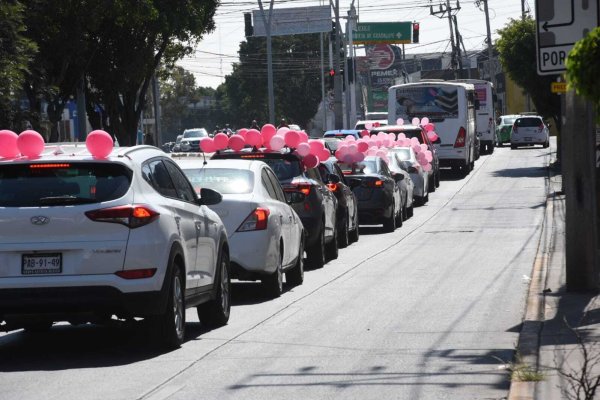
xmin=302 ymin=153 xmax=319 ymax=169
xmin=361 ymin=129 xmax=369 ymax=137
xmin=357 ymin=141 xmax=369 ymax=153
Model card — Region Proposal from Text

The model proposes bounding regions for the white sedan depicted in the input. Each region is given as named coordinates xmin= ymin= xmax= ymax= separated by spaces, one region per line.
xmin=389 ymin=146 xmax=429 ymax=206
xmin=175 ymin=158 xmax=305 ymax=298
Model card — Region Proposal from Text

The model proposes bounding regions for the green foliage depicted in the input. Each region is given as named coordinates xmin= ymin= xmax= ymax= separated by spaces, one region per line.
xmin=0 ymin=0 xmax=36 ymax=129
xmin=218 ymin=34 xmax=323 ymax=129
xmin=496 ymin=16 xmax=561 ymax=127
xmin=566 ymin=27 xmax=600 ymax=118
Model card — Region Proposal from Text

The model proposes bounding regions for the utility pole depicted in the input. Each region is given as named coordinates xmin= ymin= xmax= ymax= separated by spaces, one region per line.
xmin=257 ymin=0 xmax=275 ymax=124
xmin=152 ymin=74 xmax=162 ymax=145
xmin=521 ymin=0 xmax=526 ymax=19
xmin=76 ymin=77 xmax=87 ymax=141
xmin=430 ymin=0 xmax=460 ymax=78
xmin=482 ymin=0 xmax=495 ymax=87
xmin=348 ymin=3 xmax=357 ymax=128
xmin=333 ymin=0 xmax=343 ymax=129
xmin=452 ymin=15 xmax=464 ymax=77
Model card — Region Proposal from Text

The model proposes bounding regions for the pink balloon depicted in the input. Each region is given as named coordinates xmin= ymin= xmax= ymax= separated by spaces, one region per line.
xmin=425 ymin=123 xmax=435 ymax=132
xmin=228 ymin=134 xmax=246 ymax=151
xmin=421 ymin=117 xmax=430 ymax=125
xmin=375 ymin=150 xmax=387 ymax=159
xmin=261 ymin=124 xmax=276 ymax=137
xmin=345 ymin=135 xmax=356 ymax=141
xmin=348 ymin=143 xmax=358 ymax=154
xmin=342 ymin=153 xmax=354 ymax=163
xmin=425 ymin=151 xmax=433 ymax=162
xmin=361 ymin=129 xmax=369 ymax=137
xmin=309 ymin=140 xmax=325 ymax=155
xmin=285 ymin=130 xmax=301 ymax=148
xmin=364 ymin=122 xmax=373 ymax=130
xmin=213 ymin=133 xmax=229 ymax=150
xmin=319 ymin=148 xmax=331 ymax=162
xmin=354 ymin=152 xmax=365 ymax=162
xmin=17 ymin=130 xmax=45 ymax=158
xmin=296 ymin=142 xmax=311 ymax=156
xmin=411 ymin=117 xmax=420 ymax=125
xmin=367 ymin=148 xmax=378 ymax=156
xmin=396 ymin=118 xmax=404 ymax=125
xmin=397 ymin=133 xmax=406 ymax=140
xmin=270 ymin=135 xmax=285 ymax=151
xmin=237 ymin=128 xmax=248 ymax=139
xmin=302 ymin=153 xmax=319 ymax=169
xmin=246 ymin=129 xmax=262 ymax=147
xmin=423 ymin=163 xmax=432 ymax=172
xmin=0 ymin=130 xmax=20 ymax=158
xmin=410 ymin=137 xmax=420 ymax=146
xmin=276 ymin=127 xmax=289 ymax=136
xmin=85 ymin=130 xmax=114 ymax=159
xmin=298 ymin=131 xmax=309 ymax=143
xmin=427 ymin=131 xmax=439 ymax=142
xmin=420 ymin=143 xmax=428 ymax=152
xmin=412 ymin=144 xmax=422 ymax=153
xmin=357 ymin=141 xmax=369 ymax=153
xmin=200 ymin=137 xmax=216 ymax=153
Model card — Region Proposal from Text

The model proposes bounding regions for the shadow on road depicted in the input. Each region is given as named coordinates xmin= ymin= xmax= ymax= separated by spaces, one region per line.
xmin=491 ymin=166 xmax=547 ymax=178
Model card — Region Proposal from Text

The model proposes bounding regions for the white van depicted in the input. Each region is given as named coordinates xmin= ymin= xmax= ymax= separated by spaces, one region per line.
xmin=454 ymin=79 xmax=496 ymax=154
xmin=388 ymin=81 xmax=477 ymax=176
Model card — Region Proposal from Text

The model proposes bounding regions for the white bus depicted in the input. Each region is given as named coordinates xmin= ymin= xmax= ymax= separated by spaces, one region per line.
xmin=454 ymin=79 xmax=497 ymax=154
xmin=388 ymin=81 xmax=477 ymax=175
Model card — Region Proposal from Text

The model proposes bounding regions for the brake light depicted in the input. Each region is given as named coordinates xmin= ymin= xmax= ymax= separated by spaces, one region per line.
xmin=240 ymin=154 xmax=265 ymax=159
xmin=454 ymin=127 xmax=466 ymax=148
xmin=539 ymin=122 xmax=544 ymax=131
xmin=513 ymin=124 xmax=518 ymax=134
xmin=327 ymin=183 xmax=338 ymax=192
xmin=237 ymin=208 xmax=270 ymax=232
xmin=365 ymin=179 xmax=384 ymax=188
xmin=284 ymin=184 xmax=312 ymax=196
xmin=115 ymin=268 xmax=157 ymax=279
xmin=85 ymin=205 xmax=159 ymax=228
xmin=30 ymin=163 xmax=71 ymax=169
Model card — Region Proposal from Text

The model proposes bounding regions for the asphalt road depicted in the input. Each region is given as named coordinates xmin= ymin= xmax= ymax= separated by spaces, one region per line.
xmin=0 ymin=142 xmax=552 ymax=400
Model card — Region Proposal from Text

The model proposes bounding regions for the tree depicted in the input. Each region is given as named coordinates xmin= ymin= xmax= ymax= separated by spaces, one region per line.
xmin=496 ymin=17 xmax=561 ymax=128
xmin=219 ymin=33 xmax=323 ymax=129
xmin=566 ymin=27 xmax=600 ymax=121
xmin=86 ymin=0 xmax=219 ymax=146
xmin=0 ymin=1 xmax=36 ymax=130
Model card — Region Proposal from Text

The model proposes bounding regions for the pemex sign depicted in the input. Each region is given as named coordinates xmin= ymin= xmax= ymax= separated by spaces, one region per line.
xmin=353 ymin=22 xmax=412 ymax=44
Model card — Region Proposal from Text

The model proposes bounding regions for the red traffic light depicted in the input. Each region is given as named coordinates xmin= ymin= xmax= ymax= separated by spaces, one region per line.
xmin=413 ymin=23 xmax=420 ymax=30
xmin=328 ymin=68 xmax=335 ymax=77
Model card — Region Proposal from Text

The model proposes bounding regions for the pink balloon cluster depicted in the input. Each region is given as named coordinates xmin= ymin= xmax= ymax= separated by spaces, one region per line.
xmin=0 ymin=129 xmax=47 ymax=159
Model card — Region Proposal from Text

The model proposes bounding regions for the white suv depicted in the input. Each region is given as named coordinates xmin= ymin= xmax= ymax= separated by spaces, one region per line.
xmin=510 ymin=116 xmax=550 ymax=149
xmin=0 ymin=144 xmax=230 ymax=348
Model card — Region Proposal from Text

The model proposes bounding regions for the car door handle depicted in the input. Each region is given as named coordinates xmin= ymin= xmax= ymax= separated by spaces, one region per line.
xmin=289 ymin=216 xmax=293 ymax=223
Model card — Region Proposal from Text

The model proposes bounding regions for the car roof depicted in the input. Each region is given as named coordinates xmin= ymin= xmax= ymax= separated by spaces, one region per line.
xmin=211 ymin=150 xmax=302 ymax=161
xmin=175 ymin=158 xmax=261 ymax=171
xmin=370 ymin=124 xmax=422 ymax=131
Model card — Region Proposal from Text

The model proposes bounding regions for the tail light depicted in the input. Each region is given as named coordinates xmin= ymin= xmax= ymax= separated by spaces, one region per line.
xmin=284 ymin=184 xmax=312 ymax=196
xmin=115 ymin=268 xmax=157 ymax=279
xmin=326 ymin=183 xmax=338 ymax=192
xmin=85 ymin=205 xmax=159 ymax=228
xmin=237 ymin=208 xmax=270 ymax=232
xmin=513 ymin=124 xmax=518 ymax=134
xmin=539 ymin=122 xmax=544 ymax=131
xmin=454 ymin=127 xmax=466 ymax=148
xmin=365 ymin=179 xmax=384 ymax=188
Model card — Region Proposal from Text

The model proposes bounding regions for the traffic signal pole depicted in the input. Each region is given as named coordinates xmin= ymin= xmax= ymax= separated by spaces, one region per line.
xmin=257 ymin=0 xmax=275 ymax=124
xmin=333 ymin=0 xmax=343 ymax=129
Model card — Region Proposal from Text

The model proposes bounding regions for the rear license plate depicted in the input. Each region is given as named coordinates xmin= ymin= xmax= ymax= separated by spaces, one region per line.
xmin=524 ymin=137 xmax=532 ymax=141
xmin=22 ymin=253 xmax=62 ymax=275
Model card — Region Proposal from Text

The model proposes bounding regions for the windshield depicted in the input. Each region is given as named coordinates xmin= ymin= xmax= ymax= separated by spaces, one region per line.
xmin=391 ymin=148 xmax=412 ymax=161
xmin=501 ymin=117 xmax=517 ymax=125
xmin=395 ymin=86 xmax=459 ymax=119
xmin=338 ymin=160 xmax=377 ymax=175
xmin=182 ymin=168 xmax=254 ymax=194
xmin=515 ymin=117 xmax=542 ymax=127
xmin=0 ymin=162 xmax=132 ymax=207
xmin=183 ymin=129 xmax=208 ymax=139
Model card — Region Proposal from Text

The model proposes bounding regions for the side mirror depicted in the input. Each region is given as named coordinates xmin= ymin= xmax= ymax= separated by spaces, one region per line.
xmin=547 ymin=123 xmax=552 ymax=129
xmin=286 ymin=191 xmax=306 ymax=204
xmin=328 ymin=173 xmax=341 ymax=184
xmin=199 ymin=188 xmax=222 ymax=205
xmin=407 ymin=166 xmax=418 ymax=174
xmin=393 ymin=173 xmax=404 ymax=182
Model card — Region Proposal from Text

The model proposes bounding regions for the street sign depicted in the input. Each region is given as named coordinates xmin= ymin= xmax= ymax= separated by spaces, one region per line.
xmin=551 ymin=82 xmax=567 ymax=93
xmin=353 ymin=22 xmax=412 ymax=44
xmin=535 ymin=0 xmax=600 ymax=75
xmin=252 ymin=5 xmax=331 ymax=37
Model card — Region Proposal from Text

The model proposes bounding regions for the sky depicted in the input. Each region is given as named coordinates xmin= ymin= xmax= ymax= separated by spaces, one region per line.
xmin=177 ymin=0 xmax=532 ymax=89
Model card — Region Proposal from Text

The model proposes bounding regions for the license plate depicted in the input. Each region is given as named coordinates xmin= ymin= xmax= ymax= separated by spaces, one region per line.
xmin=524 ymin=137 xmax=532 ymax=141
xmin=22 ymin=253 xmax=62 ymax=275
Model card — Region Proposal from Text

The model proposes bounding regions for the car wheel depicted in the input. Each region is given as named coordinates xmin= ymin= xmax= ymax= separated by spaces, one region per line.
xmin=395 ymin=204 xmax=403 ymax=227
xmin=307 ymin=224 xmax=326 ymax=269
xmin=286 ymin=236 xmax=304 ymax=286
xmin=150 ymin=262 xmax=185 ymax=348
xmin=428 ymin=174 xmax=436 ymax=192
xmin=325 ymin=226 xmax=338 ymax=261
xmin=383 ymin=204 xmax=396 ymax=232
xmin=263 ymin=245 xmax=283 ymax=298
xmin=198 ymin=250 xmax=231 ymax=327
xmin=435 ymin=171 xmax=440 ymax=188
xmin=407 ymin=204 xmax=414 ymax=219
xmin=337 ymin=214 xmax=349 ymax=249
xmin=543 ymin=140 xmax=549 ymax=148
xmin=349 ymin=213 xmax=360 ymax=243
xmin=511 ymin=144 xmax=517 ymax=149
xmin=22 ymin=320 xmax=53 ymax=333
xmin=489 ymin=142 xmax=495 ymax=154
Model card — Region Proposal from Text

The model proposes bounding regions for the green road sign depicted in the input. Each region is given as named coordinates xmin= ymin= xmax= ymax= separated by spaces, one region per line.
xmin=353 ymin=22 xmax=412 ymax=44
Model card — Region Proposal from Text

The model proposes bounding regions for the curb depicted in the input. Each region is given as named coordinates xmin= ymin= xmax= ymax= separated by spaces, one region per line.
xmin=507 ymin=151 xmax=556 ymax=400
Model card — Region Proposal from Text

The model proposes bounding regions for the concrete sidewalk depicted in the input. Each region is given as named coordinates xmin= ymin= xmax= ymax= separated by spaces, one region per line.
xmin=509 ymin=153 xmax=600 ymax=399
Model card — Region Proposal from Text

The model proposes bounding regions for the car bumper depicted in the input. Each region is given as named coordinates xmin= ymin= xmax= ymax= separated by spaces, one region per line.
xmin=228 ymin=231 xmax=277 ymax=276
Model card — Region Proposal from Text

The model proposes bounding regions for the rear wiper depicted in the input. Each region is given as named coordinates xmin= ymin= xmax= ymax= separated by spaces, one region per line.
xmin=38 ymin=195 xmax=98 ymax=205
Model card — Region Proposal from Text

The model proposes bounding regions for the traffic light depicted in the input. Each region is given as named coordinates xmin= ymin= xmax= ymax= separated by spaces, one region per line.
xmin=327 ymin=68 xmax=335 ymax=90
xmin=412 ymin=22 xmax=420 ymax=43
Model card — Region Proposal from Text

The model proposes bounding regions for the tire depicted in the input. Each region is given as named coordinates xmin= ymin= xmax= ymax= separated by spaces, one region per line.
xmin=23 ymin=321 xmax=53 ymax=333
xmin=511 ymin=144 xmax=517 ymax=149
xmin=489 ymin=142 xmax=495 ymax=154
xmin=543 ymin=140 xmax=549 ymax=148
xmin=263 ymin=245 xmax=283 ymax=298
xmin=424 ymin=192 xmax=429 ymax=204
xmin=286 ymin=236 xmax=304 ymax=286
xmin=198 ymin=250 xmax=231 ymax=327
xmin=337 ymin=214 xmax=349 ymax=249
xmin=306 ymin=224 xmax=325 ymax=269
xmin=349 ymin=213 xmax=360 ymax=243
xmin=325 ymin=226 xmax=338 ymax=261
xmin=395 ymin=204 xmax=403 ymax=227
xmin=407 ymin=204 xmax=414 ymax=218
xmin=435 ymin=171 xmax=440 ymax=188
xmin=149 ymin=262 xmax=185 ymax=349
xmin=383 ymin=204 xmax=396 ymax=232
xmin=428 ymin=175 xmax=436 ymax=192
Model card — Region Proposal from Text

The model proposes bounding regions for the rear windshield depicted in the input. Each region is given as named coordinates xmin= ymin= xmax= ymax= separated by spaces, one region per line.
xmin=182 ymin=168 xmax=254 ymax=194
xmin=515 ymin=117 xmax=542 ymax=127
xmin=501 ymin=117 xmax=517 ymax=125
xmin=392 ymin=148 xmax=412 ymax=161
xmin=395 ymin=86 xmax=459 ymax=119
xmin=0 ymin=162 xmax=132 ymax=207
xmin=261 ymin=159 xmax=302 ymax=182
xmin=338 ymin=160 xmax=377 ymax=175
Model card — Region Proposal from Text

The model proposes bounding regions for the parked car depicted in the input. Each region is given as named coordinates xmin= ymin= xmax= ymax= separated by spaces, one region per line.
xmin=496 ymin=114 xmax=520 ymax=146
xmin=317 ymin=158 xmax=360 ymax=247
xmin=0 ymin=144 xmax=230 ymax=348
xmin=211 ymin=150 xmax=338 ymax=269
xmin=389 ymin=146 xmax=428 ymax=206
xmin=339 ymin=156 xmax=403 ymax=232
xmin=369 ymin=124 xmax=440 ymax=191
xmin=355 ymin=120 xmax=388 ymax=130
xmin=511 ymin=115 xmax=550 ymax=149
xmin=387 ymin=151 xmax=415 ymax=219
xmin=171 ymin=134 xmax=184 ymax=152
xmin=180 ymin=128 xmax=209 ymax=152
xmin=323 ymin=130 xmax=362 ymax=140
xmin=175 ymin=158 xmax=305 ymax=298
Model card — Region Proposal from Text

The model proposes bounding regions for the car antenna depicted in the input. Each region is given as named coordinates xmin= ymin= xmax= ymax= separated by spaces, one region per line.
xmin=202 ymin=150 xmax=207 ymax=166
